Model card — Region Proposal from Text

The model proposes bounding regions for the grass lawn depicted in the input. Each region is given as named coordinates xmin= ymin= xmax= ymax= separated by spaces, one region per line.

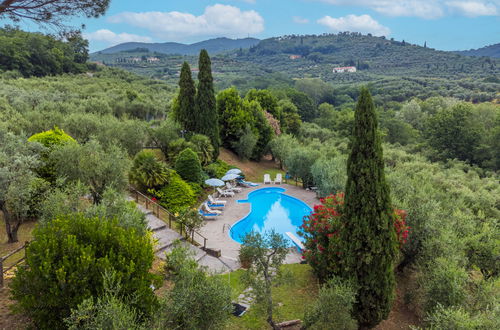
xmin=218 ymin=264 xmax=319 ymax=329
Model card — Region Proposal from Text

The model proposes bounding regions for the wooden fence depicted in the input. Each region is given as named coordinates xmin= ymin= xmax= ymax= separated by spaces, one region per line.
xmin=130 ymin=188 xmax=208 ymax=250
xmin=0 ymin=242 xmax=28 ymax=288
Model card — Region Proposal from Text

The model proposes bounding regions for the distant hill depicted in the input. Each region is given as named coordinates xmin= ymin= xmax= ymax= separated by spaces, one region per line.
xmin=455 ymin=43 xmax=500 ymax=58
xmin=94 ymin=37 xmax=260 ymax=55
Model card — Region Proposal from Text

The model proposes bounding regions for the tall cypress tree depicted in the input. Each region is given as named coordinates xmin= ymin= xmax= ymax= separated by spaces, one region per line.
xmin=174 ymin=62 xmax=197 ymax=132
xmin=341 ymin=87 xmax=397 ymax=328
xmin=195 ymin=49 xmax=220 ymax=160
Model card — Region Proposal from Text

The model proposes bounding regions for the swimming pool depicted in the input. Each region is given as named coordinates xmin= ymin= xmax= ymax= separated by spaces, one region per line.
xmin=230 ymin=187 xmax=312 ymax=247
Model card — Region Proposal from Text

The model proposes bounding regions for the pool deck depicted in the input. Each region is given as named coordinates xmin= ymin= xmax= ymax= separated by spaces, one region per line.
xmin=199 ymin=183 xmax=318 ymax=267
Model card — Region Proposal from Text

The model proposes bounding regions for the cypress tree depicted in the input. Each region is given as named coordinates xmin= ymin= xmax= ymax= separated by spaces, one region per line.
xmin=195 ymin=49 xmax=220 ymax=160
xmin=341 ymin=87 xmax=397 ymax=328
xmin=175 ymin=62 xmax=197 ymax=132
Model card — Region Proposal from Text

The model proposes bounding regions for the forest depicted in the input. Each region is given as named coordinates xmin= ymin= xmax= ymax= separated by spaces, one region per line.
xmin=0 ymin=26 xmax=499 ymax=330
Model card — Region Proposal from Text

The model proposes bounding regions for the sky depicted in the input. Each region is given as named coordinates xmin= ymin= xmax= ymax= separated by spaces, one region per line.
xmin=8 ymin=0 xmax=500 ymax=52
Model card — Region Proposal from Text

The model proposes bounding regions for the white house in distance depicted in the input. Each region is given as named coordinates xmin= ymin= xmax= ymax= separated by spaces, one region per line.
xmin=333 ymin=66 xmax=357 ymax=73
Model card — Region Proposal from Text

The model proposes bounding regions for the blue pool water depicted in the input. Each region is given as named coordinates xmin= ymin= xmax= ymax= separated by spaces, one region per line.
xmin=230 ymin=187 xmax=312 ymax=247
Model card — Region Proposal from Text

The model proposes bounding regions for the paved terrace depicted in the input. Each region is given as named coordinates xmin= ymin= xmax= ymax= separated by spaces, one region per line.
xmin=200 ymin=183 xmax=318 ymax=266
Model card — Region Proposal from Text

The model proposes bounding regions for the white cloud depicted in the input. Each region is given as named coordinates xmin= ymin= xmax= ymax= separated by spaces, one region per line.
xmin=293 ymin=16 xmax=310 ymax=24
xmin=314 ymin=0 xmax=499 ymax=18
xmin=446 ymin=1 xmax=498 ymax=16
xmin=317 ymin=14 xmax=391 ymax=36
xmin=83 ymin=29 xmax=152 ymax=46
xmin=108 ymin=4 xmax=264 ymax=40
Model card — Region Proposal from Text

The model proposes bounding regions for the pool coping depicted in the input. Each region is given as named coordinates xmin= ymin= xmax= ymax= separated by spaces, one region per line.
xmin=198 ymin=183 xmax=318 ymax=266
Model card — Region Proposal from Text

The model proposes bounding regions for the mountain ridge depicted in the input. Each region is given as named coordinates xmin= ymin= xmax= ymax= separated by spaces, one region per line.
xmin=454 ymin=43 xmax=500 ymax=58
xmin=94 ymin=37 xmax=261 ymax=55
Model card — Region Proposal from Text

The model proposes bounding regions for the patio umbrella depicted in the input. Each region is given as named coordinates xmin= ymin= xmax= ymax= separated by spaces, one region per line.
xmin=226 ymin=168 xmax=242 ymax=175
xmin=205 ymin=178 xmax=225 ymax=194
xmin=221 ymin=173 xmax=239 ymax=181
xmin=205 ymin=178 xmax=225 ymax=187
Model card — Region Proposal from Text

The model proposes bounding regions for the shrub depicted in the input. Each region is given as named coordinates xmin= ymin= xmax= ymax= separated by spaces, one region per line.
xmin=174 ymin=148 xmax=203 ymax=183
xmin=232 ymin=125 xmax=257 ymax=160
xmin=151 ymin=172 xmax=196 ymax=213
xmin=303 ymin=277 xmax=358 ymax=330
xmin=204 ymin=159 xmax=231 ymax=178
xmin=162 ymin=242 xmax=232 ymax=329
xmin=28 ymin=126 xmax=76 ymax=181
xmin=129 ymin=150 xmax=170 ymax=189
xmin=10 ymin=214 xmax=156 ymax=329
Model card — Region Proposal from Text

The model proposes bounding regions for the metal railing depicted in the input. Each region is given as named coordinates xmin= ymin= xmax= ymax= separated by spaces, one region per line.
xmin=1 ymin=242 xmax=29 ymax=288
xmin=130 ymin=188 xmax=208 ymax=250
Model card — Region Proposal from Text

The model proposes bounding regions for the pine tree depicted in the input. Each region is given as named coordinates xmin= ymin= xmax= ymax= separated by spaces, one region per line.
xmin=174 ymin=62 xmax=197 ymax=132
xmin=340 ymin=87 xmax=397 ymax=328
xmin=195 ymin=50 xmax=220 ymax=160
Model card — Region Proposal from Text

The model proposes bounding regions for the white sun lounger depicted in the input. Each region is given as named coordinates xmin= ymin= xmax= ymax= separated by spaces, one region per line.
xmin=274 ymin=173 xmax=282 ymax=184
xmin=208 ymin=195 xmax=227 ymax=205
xmin=203 ymin=203 xmax=222 ymax=214
xmin=264 ymin=173 xmax=272 ymax=184
xmin=226 ymin=182 xmax=242 ymax=193
xmin=286 ymin=232 xmax=305 ymax=251
xmin=217 ymin=187 xmax=235 ymax=197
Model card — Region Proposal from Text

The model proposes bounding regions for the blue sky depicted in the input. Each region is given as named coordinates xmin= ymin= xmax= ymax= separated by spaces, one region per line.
xmin=9 ymin=1 xmax=500 ymax=52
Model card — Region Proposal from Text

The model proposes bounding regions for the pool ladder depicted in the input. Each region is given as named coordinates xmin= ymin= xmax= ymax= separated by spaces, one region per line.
xmin=222 ymin=223 xmax=232 ymax=233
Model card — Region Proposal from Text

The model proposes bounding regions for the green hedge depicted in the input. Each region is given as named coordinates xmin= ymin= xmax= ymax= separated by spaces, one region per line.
xmin=151 ymin=172 xmax=196 ymax=214
xmin=10 ymin=214 xmax=156 ymax=329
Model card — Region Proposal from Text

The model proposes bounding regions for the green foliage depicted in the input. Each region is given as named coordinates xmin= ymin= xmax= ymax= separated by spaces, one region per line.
xmin=177 ymin=207 xmax=204 ymax=236
xmin=148 ymin=118 xmax=181 ymax=159
xmin=425 ymin=103 xmax=481 ymax=164
xmin=232 ymin=125 xmax=258 ymax=160
xmin=285 ymin=146 xmax=321 ymax=187
xmin=204 ymin=159 xmax=231 ymax=178
xmin=303 ymin=277 xmax=358 ymax=330
xmin=195 ymin=50 xmax=220 ymax=160
xmin=341 ymin=88 xmax=397 ymax=327
xmin=52 ymin=139 xmax=131 ymax=204
xmin=0 ymin=27 xmax=89 ymax=77
xmin=151 ymin=172 xmax=196 ymax=213
xmin=65 ymin=272 xmax=146 ymax=330
xmin=239 ymin=230 xmax=289 ymax=329
xmin=245 ymin=89 xmax=280 ymax=119
xmin=311 ymin=155 xmax=347 ymax=197
xmin=315 ymin=103 xmax=354 ymax=137
xmin=10 ymin=214 xmax=156 ymax=329
xmin=28 ymin=126 xmax=76 ymax=181
xmin=162 ymin=242 xmax=233 ymax=330
xmin=189 ymin=134 xmax=215 ymax=166
xmin=246 ymin=100 xmax=274 ymax=160
xmin=268 ymin=134 xmax=296 ymax=169
xmin=174 ymin=62 xmax=197 ymax=132
xmin=167 ymin=138 xmax=196 ymax=162
xmin=217 ymin=87 xmax=253 ymax=147
xmin=278 ymin=99 xmax=302 ymax=136
xmin=129 ymin=150 xmax=170 ymax=189
xmin=424 ymin=304 xmax=500 ymax=330
xmin=174 ymin=148 xmax=203 ymax=183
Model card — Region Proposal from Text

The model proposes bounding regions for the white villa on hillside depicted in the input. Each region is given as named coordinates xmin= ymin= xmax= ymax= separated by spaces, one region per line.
xmin=333 ymin=66 xmax=357 ymax=73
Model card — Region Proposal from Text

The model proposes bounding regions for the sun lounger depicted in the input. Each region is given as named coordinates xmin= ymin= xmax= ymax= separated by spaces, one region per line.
xmin=286 ymin=232 xmax=305 ymax=251
xmin=264 ymin=173 xmax=272 ymax=184
xmin=207 ymin=201 xmax=225 ymax=209
xmin=237 ymin=178 xmax=259 ymax=187
xmin=208 ymin=195 xmax=227 ymax=205
xmin=203 ymin=203 xmax=222 ymax=214
xmin=217 ymin=187 xmax=235 ymax=197
xmin=199 ymin=209 xmax=218 ymax=220
xmin=226 ymin=182 xmax=242 ymax=193
xmin=274 ymin=173 xmax=282 ymax=184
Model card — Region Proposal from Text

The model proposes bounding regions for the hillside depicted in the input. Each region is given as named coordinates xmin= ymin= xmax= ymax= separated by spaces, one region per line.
xmin=94 ymin=37 xmax=260 ymax=55
xmin=90 ymin=33 xmax=499 ymax=104
xmin=455 ymin=43 xmax=500 ymax=58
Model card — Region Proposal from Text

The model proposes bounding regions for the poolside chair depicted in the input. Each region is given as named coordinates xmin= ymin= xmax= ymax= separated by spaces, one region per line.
xmin=217 ymin=187 xmax=235 ymax=197
xmin=274 ymin=173 xmax=282 ymax=184
xmin=207 ymin=200 xmax=225 ymax=209
xmin=263 ymin=173 xmax=272 ymax=184
xmin=208 ymin=194 xmax=227 ymax=205
xmin=203 ymin=203 xmax=222 ymax=214
xmin=225 ymin=182 xmax=242 ymax=193
xmin=199 ymin=209 xmax=218 ymax=220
